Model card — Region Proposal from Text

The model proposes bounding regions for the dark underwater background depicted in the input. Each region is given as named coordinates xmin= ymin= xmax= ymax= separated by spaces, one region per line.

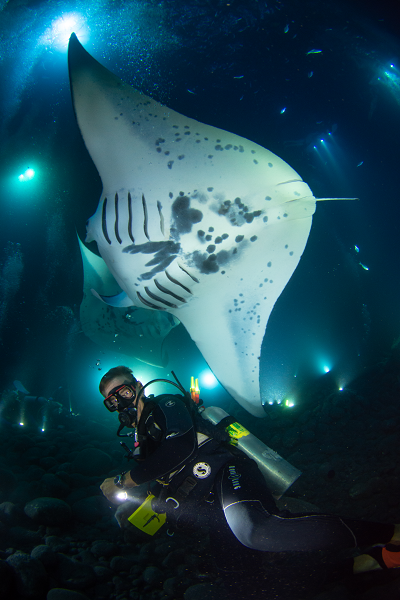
xmin=0 ymin=0 xmax=399 ymax=599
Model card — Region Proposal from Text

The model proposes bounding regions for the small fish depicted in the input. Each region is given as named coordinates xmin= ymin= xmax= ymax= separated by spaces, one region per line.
xmin=359 ymin=262 xmax=369 ymax=271
xmin=284 ymin=24 xmax=289 ymax=33
xmin=308 ymin=71 xmax=313 ymax=78
xmin=233 ymin=75 xmax=244 ymax=79
xmin=357 ymin=161 xmax=364 ymax=167
xmin=187 ymin=89 xmax=196 ymax=94
xmin=306 ymin=49 xmax=322 ymax=55
xmin=280 ymin=107 xmax=287 ymax=114
xmin=354 ymin=245 xmax=360 ymax=253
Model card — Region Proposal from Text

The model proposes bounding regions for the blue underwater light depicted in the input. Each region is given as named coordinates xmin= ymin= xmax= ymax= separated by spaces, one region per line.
xmin=18 ymin=168 xmax=35 ymax=182
xmin=39 ymin=13 xmax=89 ymax=51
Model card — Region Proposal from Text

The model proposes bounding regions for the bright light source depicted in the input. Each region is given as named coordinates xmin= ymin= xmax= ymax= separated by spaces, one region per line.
xmin=116 ymin=491 xmax=128 ymax=502
xmin=41 ymin=428 xmax=45 ymax=432
xmin=285 ymin=399 xmax=295 ymax=407
xmin=39 ymin=13 xmax=89 ymax=51
xmin=359 ymin=262 xmax=369 ymax=271
xmin=18 ymin=168 xmax=35 ymax=182
xmin=316 ymin=354 xmax=333 ymax=376
xmin=338 ymin=387 xmax=343 ymax=391
xmin=199 ymin=370 xmax=218 ymax=388
xmin=19 ymin=422 xmax=24 ymax=426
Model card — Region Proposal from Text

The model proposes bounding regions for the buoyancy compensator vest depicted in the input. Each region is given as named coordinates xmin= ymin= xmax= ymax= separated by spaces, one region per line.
xmin=123 ymin=372 xmax=301 ymax=535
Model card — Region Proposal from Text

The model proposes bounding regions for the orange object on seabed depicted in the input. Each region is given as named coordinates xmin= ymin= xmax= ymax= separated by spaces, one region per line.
xmin=382 ymin=545 xmax=400 ymax=568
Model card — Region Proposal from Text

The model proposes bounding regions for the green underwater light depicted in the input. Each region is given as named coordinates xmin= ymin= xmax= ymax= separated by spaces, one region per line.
xmin=284 ymin=399 xmax=295 ymax=408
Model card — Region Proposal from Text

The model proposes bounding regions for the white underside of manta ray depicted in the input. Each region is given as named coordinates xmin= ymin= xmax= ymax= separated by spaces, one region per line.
xmin=68 ymin=33 xmax=356 ymax=417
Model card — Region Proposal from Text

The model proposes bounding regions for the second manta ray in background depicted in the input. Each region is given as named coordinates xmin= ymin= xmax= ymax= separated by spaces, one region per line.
xmin=68 ymin=33 xmax=356 ymax=417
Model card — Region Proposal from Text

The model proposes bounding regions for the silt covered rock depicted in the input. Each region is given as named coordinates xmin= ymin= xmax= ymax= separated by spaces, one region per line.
xmin=6 ymin=551 xmax=48 ymax=599
xmin=47 ymin=589 xmax=90 ymax=600
xmin=0 ymin=558 xmax=16 ymax=597
xmin=54 ymin=554 xmax=96 ymax=590
xmin=24 ymin=497 xmax=72 ymax=526
xmin=71 ymin=496 xmax=108 ymax=524
xmin=72 ymin=448 xmax=111 ymax=475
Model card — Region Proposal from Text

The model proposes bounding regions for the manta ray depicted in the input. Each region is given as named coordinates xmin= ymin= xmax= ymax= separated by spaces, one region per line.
xmin=68 ymin=34 xmax=354 ymax=417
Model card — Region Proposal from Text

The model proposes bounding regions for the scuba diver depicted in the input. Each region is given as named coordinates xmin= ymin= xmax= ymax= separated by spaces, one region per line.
xmin=99 ymin=366 xmax=400 ymax=579
xmin=0 ymin=381 xmax=66 ymax=431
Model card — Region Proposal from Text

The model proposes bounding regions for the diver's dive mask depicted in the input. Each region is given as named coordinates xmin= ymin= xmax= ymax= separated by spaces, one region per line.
xmin=103 ymin=384 xmax=136 ymax=412
xmin=103 ymin=384 xmax=138 ymax=429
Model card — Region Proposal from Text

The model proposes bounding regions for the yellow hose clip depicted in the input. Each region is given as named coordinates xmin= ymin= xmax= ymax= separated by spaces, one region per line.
xmin=226 ymin=422 xmax=250 ymax=446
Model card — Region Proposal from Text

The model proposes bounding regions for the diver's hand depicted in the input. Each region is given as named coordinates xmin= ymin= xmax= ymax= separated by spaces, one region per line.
xmin=100 ymin=473 xmax=138 ymax=504
xmin=122 ymin=471 xmax=138 ymax=489
xmin=100 ymin=477 xmax=123 ymax=504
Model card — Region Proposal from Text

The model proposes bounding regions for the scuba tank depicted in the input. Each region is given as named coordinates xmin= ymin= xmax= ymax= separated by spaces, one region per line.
xmin=201 ymin=406 xmax=301 ymax=499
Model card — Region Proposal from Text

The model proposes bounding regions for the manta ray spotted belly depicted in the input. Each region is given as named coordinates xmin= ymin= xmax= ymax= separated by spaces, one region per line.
xmin=68 ymin=33 xmax=355 ymax=417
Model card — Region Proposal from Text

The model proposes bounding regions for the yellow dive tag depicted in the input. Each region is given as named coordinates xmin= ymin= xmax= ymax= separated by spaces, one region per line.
xmin=226 ymin=422 xmax=250 ymax=445
xmin=127 ymin=494 xmax=166 ymax=535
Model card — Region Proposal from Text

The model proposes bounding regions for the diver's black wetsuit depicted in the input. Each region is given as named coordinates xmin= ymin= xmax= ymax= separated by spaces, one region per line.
xmin=128 ymin=394 xmax=394 ymax=553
